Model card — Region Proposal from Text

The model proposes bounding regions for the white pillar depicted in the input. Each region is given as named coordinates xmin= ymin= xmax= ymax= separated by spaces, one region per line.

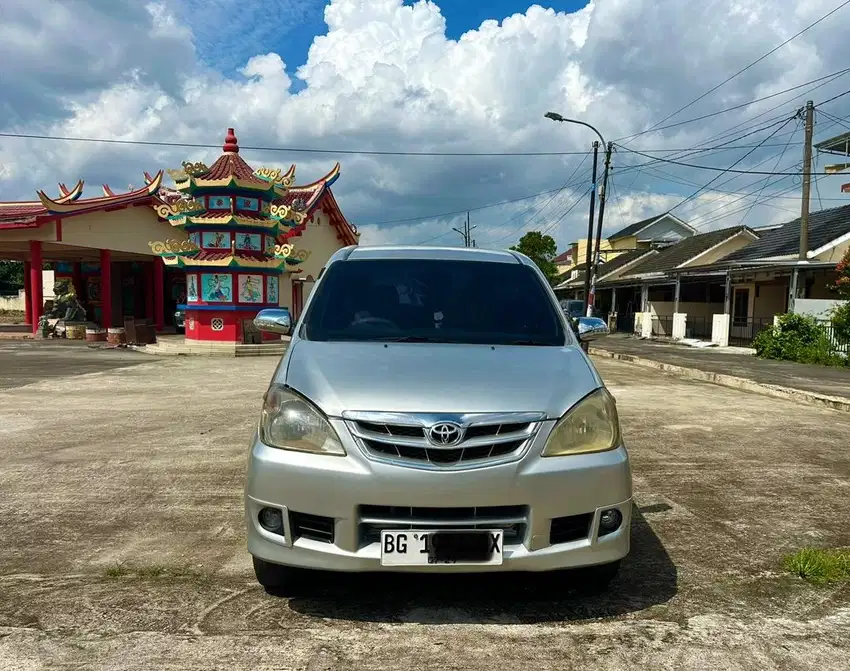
xmin=633 ymin=312 xmax=643 ymax=335
xmin=712 ymin=313 xmax=730 ymax=347
xmin=641 ymin=312 xmax=652 ymax=339
xmin=672 ymin=313 xmax=687 ymax=340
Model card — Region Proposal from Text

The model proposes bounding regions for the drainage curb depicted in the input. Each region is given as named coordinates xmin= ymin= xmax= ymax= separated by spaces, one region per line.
xmin=589 ymin=347 xmax=850 ymax=413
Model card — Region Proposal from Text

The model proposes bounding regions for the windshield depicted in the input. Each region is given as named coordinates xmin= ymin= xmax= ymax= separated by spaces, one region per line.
xmin=302 ymin=258 xmax=566 ymax=346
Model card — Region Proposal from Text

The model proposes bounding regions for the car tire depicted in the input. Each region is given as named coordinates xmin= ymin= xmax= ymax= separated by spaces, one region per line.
xmin=252 ymin=556 xmax=298 ymax=593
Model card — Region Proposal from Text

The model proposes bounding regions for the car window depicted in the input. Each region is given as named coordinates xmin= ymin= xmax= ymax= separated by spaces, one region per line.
xmin=301 ymin=258 xmax=566 ymax=346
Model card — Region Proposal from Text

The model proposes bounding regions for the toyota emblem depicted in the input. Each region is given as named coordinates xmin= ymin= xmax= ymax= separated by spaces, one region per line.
xmin=427 ymin=422 xmax=463 ymax=446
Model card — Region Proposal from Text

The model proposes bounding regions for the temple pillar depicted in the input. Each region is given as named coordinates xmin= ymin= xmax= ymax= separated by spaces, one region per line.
xmin=153 ymin=261 xmax=164 ymax=331
xmin=144 ymin=261 xmax=155 ymax=320
xmin=29 ymin=241 xmax=43 ymax=334
xmin=23 ymin=261 xmax=32 ymax=325
xmin=100 ymin=249 xmax=112 ymax=329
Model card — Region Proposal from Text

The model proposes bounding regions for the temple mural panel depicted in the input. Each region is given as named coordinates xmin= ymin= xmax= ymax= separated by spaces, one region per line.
xmin=235 ymin=232 xmax=261 ymax=251
xmin=186 ymin=274 xmax=199 ymax=302
xmin=202 ymin=231 xmax=229 ymax=249
xmin=266 ymin=276 xmax=279 ymax=305
xmin=202 ymin=273 xmax=232 ymax=302
xmin=238 ymin=274 xmax=263 ymax=303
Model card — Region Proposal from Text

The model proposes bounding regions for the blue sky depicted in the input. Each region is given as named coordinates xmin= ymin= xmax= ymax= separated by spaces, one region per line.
xmin=181 ymin=0 xmax=589 ymax=87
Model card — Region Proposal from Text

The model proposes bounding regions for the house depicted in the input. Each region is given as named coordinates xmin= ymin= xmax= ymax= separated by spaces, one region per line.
xmin=595 ymin=225 xmax=758 ymax=337
xmin=554 ymin=212 xmax=697 ymax=300
xmin=606 ymin=212 xmax=696 ymax=252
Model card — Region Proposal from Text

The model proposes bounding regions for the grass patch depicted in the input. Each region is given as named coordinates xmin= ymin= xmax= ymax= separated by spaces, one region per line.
xmin=783 ymin=547 xmax=850 ymax=585
xmin=102 ymin=561 xmax=214 ymax=582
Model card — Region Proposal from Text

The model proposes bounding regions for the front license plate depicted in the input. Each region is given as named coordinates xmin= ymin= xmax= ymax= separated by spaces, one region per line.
xmin=380 ymin=529 xmax=504 ymax=566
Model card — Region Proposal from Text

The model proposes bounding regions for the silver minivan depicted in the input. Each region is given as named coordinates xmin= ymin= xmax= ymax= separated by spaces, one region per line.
xmin=246 ymin=245 xmax=632 ymax=593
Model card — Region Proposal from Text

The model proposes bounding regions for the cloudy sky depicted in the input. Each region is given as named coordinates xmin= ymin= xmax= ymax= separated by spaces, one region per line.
xmin=1 ymin=0 xmax=850 ymax=250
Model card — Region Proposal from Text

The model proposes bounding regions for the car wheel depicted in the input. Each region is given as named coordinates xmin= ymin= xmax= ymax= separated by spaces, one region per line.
xmin=252 ymin=556 xmax=298 ymax=593
xmin=573 ymin=560 xmax=621 ymax=594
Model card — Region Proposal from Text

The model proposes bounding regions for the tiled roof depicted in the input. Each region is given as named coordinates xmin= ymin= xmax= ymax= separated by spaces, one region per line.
xmin=608 ymin=213 xmax=667 ymax=240
xmin=188 ymin=250 xmax=271 ymax=262
xmin=190 ymin=211 xmax=270 ymax=224
xmin=620 ymin=226 xmax=755 ymax=275
xmin=721 ymin=203 xmax=850 ymax=262
xmin=597 ymin=249 xmax=656 ymax=279
xmin=553 ymin=249 xmax=574 ymax=263
xmin=200 ymin=152 xmax=268 ymax=187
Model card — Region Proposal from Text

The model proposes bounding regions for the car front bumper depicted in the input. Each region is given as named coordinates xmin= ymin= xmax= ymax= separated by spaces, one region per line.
xmin=245 ymin=420 xmax=632 ymax=573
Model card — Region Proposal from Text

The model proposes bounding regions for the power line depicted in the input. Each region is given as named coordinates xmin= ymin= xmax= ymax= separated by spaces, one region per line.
xmin=614 ymin=143 xmax=842 ymax=175
xmin=615 ymin=66 xmax=850 ymax=141
xmin=0 ymin=131 xmax=599 ymax=157
xmin=664 ymin=115 xmax=799 ymax=212
xmin=619 ymin=0 xmax=850 ymax=140
xmin=476 ymin=153 xmax=591 ymax=245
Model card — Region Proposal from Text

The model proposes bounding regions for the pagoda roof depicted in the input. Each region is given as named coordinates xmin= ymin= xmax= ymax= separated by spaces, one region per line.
xmin=161 ymin=249 xmax=290 ymax=270
xmin=0 ymin=173 xmax=163 ymax=230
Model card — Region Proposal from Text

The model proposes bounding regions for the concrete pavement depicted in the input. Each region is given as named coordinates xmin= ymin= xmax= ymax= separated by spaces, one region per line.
xmin=592 ymin=335 xmax=850 ymax=403
xmin=1 ymin=345 xmax=849 ymax=669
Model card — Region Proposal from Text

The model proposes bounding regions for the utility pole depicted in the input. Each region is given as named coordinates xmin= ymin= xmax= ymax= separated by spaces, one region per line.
xmin=582 ymin=141 xmax=600 ymax=315
xmin=799 ymin=100 xmax=815 ymax=261
xmin=452 ymin=211 xmax=477 ymax=247
xmin=589 ymin=141 xmax=613 ymax=315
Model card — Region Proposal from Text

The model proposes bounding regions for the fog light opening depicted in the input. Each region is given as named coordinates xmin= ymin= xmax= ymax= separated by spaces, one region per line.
xmin=259 ymin=507 xmax=284 ymax=535
xmin=599 ymin=508 xmax=622 ymax=536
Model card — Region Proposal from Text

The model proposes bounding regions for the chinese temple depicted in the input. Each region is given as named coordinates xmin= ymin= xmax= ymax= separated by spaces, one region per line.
xmin=0 ymin=128 xmax=359 ymax=341
xmin=150 ymin=128 xmax=348 ymax=342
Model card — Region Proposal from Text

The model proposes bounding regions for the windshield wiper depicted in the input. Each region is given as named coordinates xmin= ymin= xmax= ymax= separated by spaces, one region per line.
xmin=505 ymin=339 xmax=553 ymax=346
xmin=373 ymin=335 xmax=447 ymax=343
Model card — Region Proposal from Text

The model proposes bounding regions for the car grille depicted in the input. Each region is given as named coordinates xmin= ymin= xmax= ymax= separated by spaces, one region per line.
xmin=343 ymin=412 xmax=544 ymax=468
xmin=549 ymin=513 xmax=593 ymax=545
xmin=358 ymin=504 xmax=528 ymax=546
xmin=290 ymin=510 xmax=335 ymax=544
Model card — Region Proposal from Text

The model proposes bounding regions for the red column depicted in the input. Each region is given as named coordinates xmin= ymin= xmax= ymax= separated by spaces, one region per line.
xmin=29 ymin=242 xmax=43 ymax=334
xmin=153 ymin=261 xmax=164 ymax=331
xmin=143 ymin=261 xmax=154 ymax=320
xmin=23 ymin=261 xmax=32 ymax=325
xmin=100 ymin=249 xmax=112 ymax=329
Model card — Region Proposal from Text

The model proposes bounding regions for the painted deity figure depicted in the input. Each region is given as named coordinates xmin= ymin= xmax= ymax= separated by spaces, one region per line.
xmin=242 ymin=276 xmax=261 ymax=302
xmin=206 ymin=274 xmax=230 ymax=301
xmin=239 ymin=233 xmax=257 ymax=250
xmin=210 ymin=231 xmax=227 ymax=248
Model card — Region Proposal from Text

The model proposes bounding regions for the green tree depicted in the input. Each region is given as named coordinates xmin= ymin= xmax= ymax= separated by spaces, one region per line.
xmin=510 ymin=231 xmax=559 ymax=284
xmin=0 ymin=261 xmax=24 ymax=294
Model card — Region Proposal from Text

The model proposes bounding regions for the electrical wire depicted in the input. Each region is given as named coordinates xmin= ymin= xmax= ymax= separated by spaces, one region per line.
xmin=664 ymin=115 xmax=799 ymax=212
xmin=475 ymin=154 xmax=591 ymax=246
xmin=615 ymin=67 xmax=850 ymax=141
xmin=617 ymin=0 xmax=850 ymax=141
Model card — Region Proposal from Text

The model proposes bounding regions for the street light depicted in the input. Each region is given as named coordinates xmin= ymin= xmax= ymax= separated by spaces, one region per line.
xmin=545 ymin=112 xmax=612 ymax=318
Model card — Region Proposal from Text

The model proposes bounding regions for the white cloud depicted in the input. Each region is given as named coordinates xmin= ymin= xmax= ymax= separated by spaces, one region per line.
xmin=1 ymin=0 xmax=849 ymax=250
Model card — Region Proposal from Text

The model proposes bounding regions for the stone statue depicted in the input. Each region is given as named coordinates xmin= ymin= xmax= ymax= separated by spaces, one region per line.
xmin=47 ymin=278 xmax=87 ymax=322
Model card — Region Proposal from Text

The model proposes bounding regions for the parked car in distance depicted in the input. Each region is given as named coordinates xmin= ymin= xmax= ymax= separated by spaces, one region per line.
xmin=246 ymin=246 xmax=629 ymax=594
xmin=174 ymin=308 xmax=185 ymax=334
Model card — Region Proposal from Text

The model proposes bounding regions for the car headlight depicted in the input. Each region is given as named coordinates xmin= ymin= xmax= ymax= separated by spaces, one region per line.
xmin=260 ymin=385 xmax=345 ymax=456
xmin=542 ymin=388 xmax=620 ymax=457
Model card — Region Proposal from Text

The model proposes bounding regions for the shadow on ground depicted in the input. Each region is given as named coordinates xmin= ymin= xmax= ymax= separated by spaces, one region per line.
xmin=285 ymin=507 xmax=676 ymax=624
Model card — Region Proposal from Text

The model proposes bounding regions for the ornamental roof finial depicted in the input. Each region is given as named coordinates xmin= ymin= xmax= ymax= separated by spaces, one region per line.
xmin=223 ymin=127 xmax=239 ymax=153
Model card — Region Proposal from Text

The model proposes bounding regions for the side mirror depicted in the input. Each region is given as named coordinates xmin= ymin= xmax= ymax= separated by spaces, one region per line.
xmin=254 ymin=308 xmax=292 ymax=335
xmin=577 ymin=316 xmax=609 ymax=342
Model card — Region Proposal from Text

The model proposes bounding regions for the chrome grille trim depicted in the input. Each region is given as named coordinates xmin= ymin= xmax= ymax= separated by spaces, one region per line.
xmin=341 ymin=411 xmax=546 ymax=469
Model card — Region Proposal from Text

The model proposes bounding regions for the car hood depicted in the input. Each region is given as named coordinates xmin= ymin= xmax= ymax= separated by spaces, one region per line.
xmin=281 ymin=340 xmax=602 ymax=418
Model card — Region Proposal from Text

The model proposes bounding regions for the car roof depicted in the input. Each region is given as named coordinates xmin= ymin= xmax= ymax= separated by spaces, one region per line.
xmin=332 ymin=245 xmax=530 ymax=265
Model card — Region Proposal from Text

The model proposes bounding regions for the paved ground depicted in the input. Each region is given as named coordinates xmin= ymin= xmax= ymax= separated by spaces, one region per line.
xmin=595 ymin=335 xmax=850 ymax=400
xmin=0 ymin=340 xmax=150 ymax=390
xmin=1 ymin=343 xmax=849 ymax=669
